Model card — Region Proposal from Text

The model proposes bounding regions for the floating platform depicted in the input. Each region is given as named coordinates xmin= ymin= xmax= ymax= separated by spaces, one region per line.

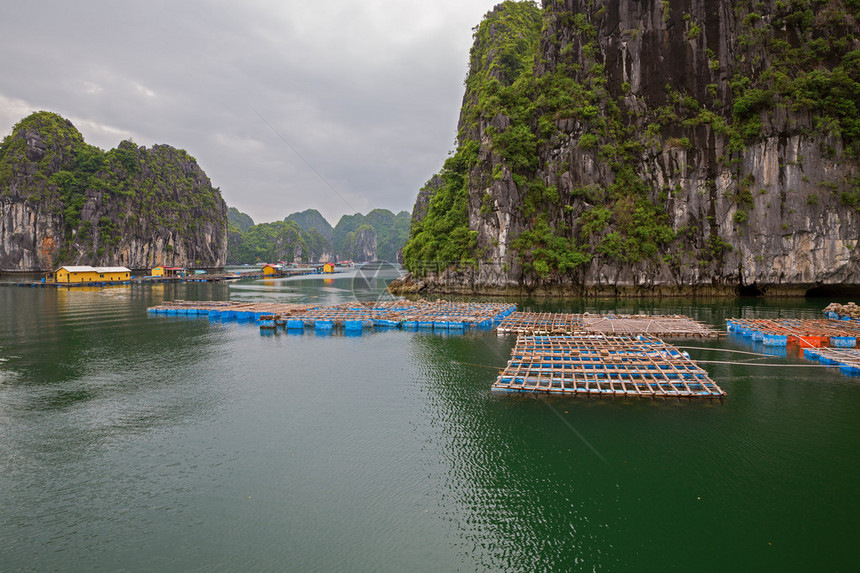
xmin=492 ymin=334 xmax=725 ymax=398
xmin=147 ymin=300 xmax=319 ymax=320
xmin=802 ymin=347 xmax=860 ymax=377
xmin=496 ymin=312 xmax=582 ymax=335
xmin=497 ymin=312 xmax=721 ymax=338
xmin=727 ymin=318 xmax=860 ymax=348
xmin=147 ymin=299 xmax=517 ymax=333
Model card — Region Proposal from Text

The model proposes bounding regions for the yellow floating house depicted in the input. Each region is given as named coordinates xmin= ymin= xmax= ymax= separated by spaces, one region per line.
xmin=55 ymin=266 xmax=131 ymax=284
xmin=322 ymin=263 xmax=335 ymax=273
xmin=152 ymin=266 xmax=186 ymax=278
xmin=262 ymin=264 xmax=280 ymax=276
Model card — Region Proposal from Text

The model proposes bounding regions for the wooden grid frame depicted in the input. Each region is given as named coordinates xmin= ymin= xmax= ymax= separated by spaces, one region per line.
xmin=493 ymin=334 xmax=725 ymax=398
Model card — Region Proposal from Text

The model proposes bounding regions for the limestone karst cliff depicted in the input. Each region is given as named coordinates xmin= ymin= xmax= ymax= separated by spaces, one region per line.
xmin=398 ymin=0 xmax=860 ymax=296
xmin=0 ymin=112 xmax=227 ymax=272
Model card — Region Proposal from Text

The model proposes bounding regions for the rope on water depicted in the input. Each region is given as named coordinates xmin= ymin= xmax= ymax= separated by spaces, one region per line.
xmin=673 ymin=346 xmax=780 ymax=358
xmin=688 ymin=359 xmax=835 ymax=367
xmin=453 ymin=360 xmax=502 ymax=370
xmin=453 ymin=358 xmax=837 ymax=369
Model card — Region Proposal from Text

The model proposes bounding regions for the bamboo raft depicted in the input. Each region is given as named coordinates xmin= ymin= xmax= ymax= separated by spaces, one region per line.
xmin=727 ymin=318 xmax=859 ymax=348
xmin=492 ymin=334 xmax=725 ymax=398
xmin=496 ymin=312 xmax=721 ymax=338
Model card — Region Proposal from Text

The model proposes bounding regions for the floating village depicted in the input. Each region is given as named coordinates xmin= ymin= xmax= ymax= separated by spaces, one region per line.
xmin=143 ymin=298 xmax=860 ymax=400
xmin=5 ymin=262 xmax=344 ymax=287
xmin=9 ymin=264 xmax=860 ymax=400
xmin=4 ymin=256 xmax=859 ymax=400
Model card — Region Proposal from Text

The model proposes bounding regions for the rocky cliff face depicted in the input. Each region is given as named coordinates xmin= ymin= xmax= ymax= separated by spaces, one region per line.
xmin=399 ymin=0 xmax=860 ymax=296
xmin=0 ymin=112 xmax=227 ymax=272
xmin=351 ymin=226 xmax=378 ymax=262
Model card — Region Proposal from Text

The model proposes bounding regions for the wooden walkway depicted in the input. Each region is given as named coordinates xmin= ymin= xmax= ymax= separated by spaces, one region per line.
xmin=492 ymin=334 xmax=726 ymax=398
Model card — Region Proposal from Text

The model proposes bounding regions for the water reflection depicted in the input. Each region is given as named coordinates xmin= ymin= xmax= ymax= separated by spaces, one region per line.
xmin=405 ymin=297 xmax=860 ymax=570
xmin=3 ymin=281 xmax=860 ymax=571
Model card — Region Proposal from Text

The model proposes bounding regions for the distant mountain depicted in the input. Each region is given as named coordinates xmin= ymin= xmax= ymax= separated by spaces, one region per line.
xmin=333 ymin=209 xmax=410 ymax=262
xmin=226 ymin=206 xmax=410 ymax=264
xmin=285 ymin=209 xmax=333 ymax=242
xmin=226 ymin=219 xmax=332 ymax=265
xmin=228 ymin=207 xmax=254 ymax=233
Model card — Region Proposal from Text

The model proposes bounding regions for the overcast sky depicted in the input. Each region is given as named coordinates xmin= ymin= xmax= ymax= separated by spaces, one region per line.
xmin=0 ymin=0 xmax=506 ymax=225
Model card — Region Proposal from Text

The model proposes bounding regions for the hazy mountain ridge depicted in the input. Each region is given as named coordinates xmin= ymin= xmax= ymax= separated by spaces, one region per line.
xmin=226 ymin=207 xmax=410 ymax=264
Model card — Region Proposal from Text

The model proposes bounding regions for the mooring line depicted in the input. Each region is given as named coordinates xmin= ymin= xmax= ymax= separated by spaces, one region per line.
xmin=674 ymin=346 xmax=779 ymax=358
xmin=693 ymin=359 xmax=835 ymax=367
xmin=541 ymin=398 xmax=609 ymax=465
xmin=453 ymin=360 xmax=502 ymax=370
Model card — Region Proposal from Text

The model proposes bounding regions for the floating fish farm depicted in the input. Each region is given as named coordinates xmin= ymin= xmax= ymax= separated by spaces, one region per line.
xmin=492 ymin=334 xmax=726 ymax=398
xmin=497 ymin=312 xmax=722 ymax=338
xmin=147 ymin=300 xmax=517 ymax=332
xmin=802 ymin=348 xmax=860 ymax=377
xmin=727 ymin=318 xmax=860 ymax=348
xmin=496 ymin=312 xmax=583 ymax=335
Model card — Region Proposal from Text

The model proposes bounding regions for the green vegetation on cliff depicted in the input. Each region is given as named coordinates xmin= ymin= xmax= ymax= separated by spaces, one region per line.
xmin=402 ymin=0 xmax=860 ymax=287
xmin=227 ymin=219 xmax=329 ymax=264
xmin=228 ymin=207 xmax=254 ymax=232
xmin=403 ymin=1 xmax=543 ymax=273
xmin=285 ymin=209 xmax=334 ymax=242
xmin=0 ymin=111 xmax=227 ymax=269
xmin=226 ymin=207 xmax=409 ymax=264
xmin=334 ymin=209 xmax=409 ymax=262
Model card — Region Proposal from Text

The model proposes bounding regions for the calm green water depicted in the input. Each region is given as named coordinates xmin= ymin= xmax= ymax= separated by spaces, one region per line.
xmin=1 ymin=274 xmax=859 ymax=571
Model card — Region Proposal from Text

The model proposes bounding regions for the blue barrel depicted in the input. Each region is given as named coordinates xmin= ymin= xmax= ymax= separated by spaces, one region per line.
xmin=762 ymin=334 xmax=788 ymax=347
xmin=259 ymin=319 xmax=276 ymax=329
xmin=286 ymin=319 xmax=304 ymax=330
xmin=344 ymin=320 xmax=363 ymax=332
xmin=830 ymin=336 xmax=856 ymax=348
xmin=316 ymin=320 xmax=333 ymax=331
xmin=221 ymin=310 xmax=235 ymax=320
xmin=237 ymin=311 xmax=254 ymax=321
xmin=147 ymin=307 xmax=156 ymax=313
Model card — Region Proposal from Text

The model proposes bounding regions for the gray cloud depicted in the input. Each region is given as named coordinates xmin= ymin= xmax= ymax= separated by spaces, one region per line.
xmin=0 ymin=0 xmax=499 ymax=225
